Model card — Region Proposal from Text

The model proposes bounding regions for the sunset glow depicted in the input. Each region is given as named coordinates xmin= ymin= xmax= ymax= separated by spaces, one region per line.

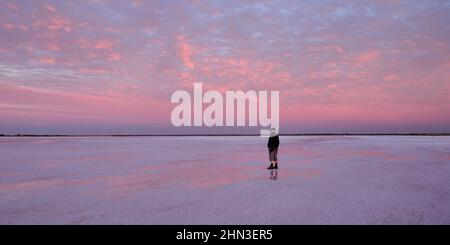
xmin=1 ymin=0 xmax=449 ymax=134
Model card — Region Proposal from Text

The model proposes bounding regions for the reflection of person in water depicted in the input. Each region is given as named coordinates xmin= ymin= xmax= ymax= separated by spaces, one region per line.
xmin=267 ymin=128 xmax=280 ymax=170
xmin=269 ymin=170 xmax=278 ymax=180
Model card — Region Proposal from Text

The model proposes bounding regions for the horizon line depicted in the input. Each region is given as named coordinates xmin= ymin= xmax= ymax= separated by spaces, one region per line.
xmin=1 ymin=133 xmax=450 ymax=137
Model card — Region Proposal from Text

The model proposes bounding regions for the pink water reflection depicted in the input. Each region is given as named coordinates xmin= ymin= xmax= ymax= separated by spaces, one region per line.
xmin=1 ymin=136 xmax=450 ymax=224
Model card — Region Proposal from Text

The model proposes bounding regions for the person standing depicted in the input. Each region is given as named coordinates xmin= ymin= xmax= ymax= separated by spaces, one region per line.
xmin=267 ymin=128 xmax=279 ymax=170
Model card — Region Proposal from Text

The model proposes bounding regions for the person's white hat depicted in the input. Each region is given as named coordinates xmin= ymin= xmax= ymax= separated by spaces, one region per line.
xmin=270 ymin=128 xmax=278 ymax=137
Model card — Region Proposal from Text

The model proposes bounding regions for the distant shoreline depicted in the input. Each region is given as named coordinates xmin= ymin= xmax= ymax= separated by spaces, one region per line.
xmin=1 ymin=133 xmax=449 ymax=137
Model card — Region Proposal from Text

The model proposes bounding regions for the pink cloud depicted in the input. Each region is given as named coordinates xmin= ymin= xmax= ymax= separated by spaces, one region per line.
xmin=2 ymin=23 xmax=28 ymax=31
xmin=47 ymin=42 xmax=61 ymax=51
xmin=309 ymin=45 xmax=345 ymax=54
xmin=95 ymin=40 xmax=113 ymax=49
xmin=39 ymin=57 xmax=56 ymax=64
xmin=86 ymin=53 xmax=98 ymax=59
xmin=383 ymin=74 xmax=399 ymax=81
xmin=353 ymin=50 xmax=379 ymax=63
xmin=48 ymin=17 xmax=72 ymax=32
xmin=43 ymin=4 xmax=57 ymax=12
xmin=2 ymin=23 xmax=14 ymax=30
xmin=33 ymin=16 xmax=73 ymax=32
xmin=108 ymin=53 xmax=121 ymax=62
xmin=177 ymin=35 xmax=195 ymax=69
xmin=132 ymin=0 xmax=144 ymax=7
xmin=0 ymin=83 xmax=170 ymax=126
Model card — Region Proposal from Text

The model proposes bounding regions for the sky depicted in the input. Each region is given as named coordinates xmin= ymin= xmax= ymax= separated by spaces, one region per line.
xmin=1 ymin=0 xmax=450 ymax=134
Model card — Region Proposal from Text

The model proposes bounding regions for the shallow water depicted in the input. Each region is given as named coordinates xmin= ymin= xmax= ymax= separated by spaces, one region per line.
xmin=1 ymin=136 xmax=449 ymax=224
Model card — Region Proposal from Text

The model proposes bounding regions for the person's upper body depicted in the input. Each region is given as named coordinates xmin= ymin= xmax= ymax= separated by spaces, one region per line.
xmin=267 ymin=134 xmax=279 ymax=150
